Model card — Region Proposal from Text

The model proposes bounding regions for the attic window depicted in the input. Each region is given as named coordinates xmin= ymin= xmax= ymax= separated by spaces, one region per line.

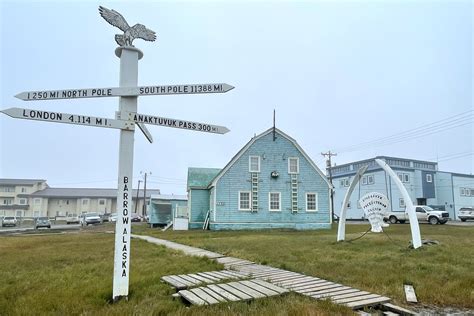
xmin=249 ymin=156 xmax=260 ymax=173
xmin=288 ymin=157 xmax=299 ymax=174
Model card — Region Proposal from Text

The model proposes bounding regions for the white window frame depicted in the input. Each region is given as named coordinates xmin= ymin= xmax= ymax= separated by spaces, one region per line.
xmin=426 ymin=174 xmax=432 ymax=183
xmin=367 ymin=175 xmax=374 ymax=185
xmin=466 ymin=189 xmax=471 ymax=197
xmin=16 ymin=210 xmax=23 ymax=217
xmin=362 ymin=176 xmax=368 ymax=185
xmin=288 ymin=157 xmax=299 ymax=174
xmin=306 ymin=193 xmax=318 ymax=212
xmin=19 ymin=198 xmax=27 ymax=205
xmin=399 ymin=198 xmax=405 ymax=208
xmin=268 ymin=192 xmax=281 ymax=212
xmin=33 ymin=211 xmax=40 ymax=218
xmin=238 ymin=191 xmax=251 ymax=211
xmin=249 ymin=156 xmax=260 ymax=173
xmin=460 ymin=188 xmax=465 ymax=196
xmin=81 ymin=198 xmax=90 ymax=205
xmin=21 ymin=187 xmax=27 ymax=193
xmin=34 ymin=198 xmax=41 ymax=205
xmin=98 ymin=199 xmax=106 ymax=206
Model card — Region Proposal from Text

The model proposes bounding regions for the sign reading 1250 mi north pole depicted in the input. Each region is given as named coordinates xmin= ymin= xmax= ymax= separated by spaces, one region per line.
xmin=1 ymin=6 xmax=233 ymax=302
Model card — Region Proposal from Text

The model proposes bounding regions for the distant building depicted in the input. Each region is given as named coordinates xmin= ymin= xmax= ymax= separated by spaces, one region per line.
xmin=329 ymin=156 xmax=474 ymax=220
xmin=186 ymin=128 xmax=332 ymax=230
xmin=0 ymin=178 xmax=159 ymax=218
xmin=148 ymin=194 xmax=188 ymax=228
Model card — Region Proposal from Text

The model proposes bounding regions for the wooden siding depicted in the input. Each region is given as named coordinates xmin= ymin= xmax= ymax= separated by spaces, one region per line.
xmin=213 ymin=132 xmax=330 ymax=229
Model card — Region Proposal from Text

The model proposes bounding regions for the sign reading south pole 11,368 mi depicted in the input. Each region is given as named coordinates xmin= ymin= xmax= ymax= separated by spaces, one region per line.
xmin=15 ymin=83 xmax=234 ymax=101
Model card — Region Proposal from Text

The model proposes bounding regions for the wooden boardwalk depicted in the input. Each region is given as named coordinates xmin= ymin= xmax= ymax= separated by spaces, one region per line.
xmin=133 ymin=234 xmax=398 ymax=311
xmin=178 ymin=279 xmax=289 ymax=305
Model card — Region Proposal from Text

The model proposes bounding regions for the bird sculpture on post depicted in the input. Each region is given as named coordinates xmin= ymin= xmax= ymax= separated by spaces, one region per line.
xmin=99 ymin=6 xmax=157 ymax=47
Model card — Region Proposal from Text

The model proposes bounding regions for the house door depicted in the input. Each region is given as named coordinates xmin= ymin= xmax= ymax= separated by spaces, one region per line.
xmin=416 ymin=198 xmax=426 ymax=205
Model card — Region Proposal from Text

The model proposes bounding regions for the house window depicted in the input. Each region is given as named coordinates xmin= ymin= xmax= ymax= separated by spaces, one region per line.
xmin=16 ymin=210 xmax=23 ymax=217
xmin=340 ymin=178 xmax=350 ymax=187
xmin=306 ymin=193 xmax=318 ymax=212
xmin=66 ymin=200 xmax=69 ymax=205
xmin=239 ymin=191 xmax=251 ymax=210
xmin=82 ymin=199 xmax=90 ymax=205
xmin=426 ymin=174 xmax=432 ymax=183
xmin=249 ymin=156 xmax=260 ymax=173
xmin=288 ymin=157 xmax=299 ymax=174
xmin=99 ymin=199 xmax=106 ymax=206
xmin=398 ymin=173 xmax=410 ymax=183
xmin=34 ymin=198 xmax=41 ymax=205
xmin=33 ymin=211 xmax=40 ymax=217
xmin=3 ymin=199 xmax=12 ymax=205
xmin=399 ymin=198 xmax=405 ymax=208
xmin=19 ymin=198 xmax=27 ymax=205
xmin=21 ymin=187 xmax=26 ymax=193
xmin=362 ymin=175 xmax=374 ymax=185
xmin=460 ymin=188 xmax=465 ymax=196
xmin=269 ymin=192 xmax=281 ymax=211
xmin=466 ymin=189 xmax=471 ymax=197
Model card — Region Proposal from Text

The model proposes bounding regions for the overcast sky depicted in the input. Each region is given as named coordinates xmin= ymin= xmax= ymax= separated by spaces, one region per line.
xmin=1 ymin=0 xmax=472 ymax=195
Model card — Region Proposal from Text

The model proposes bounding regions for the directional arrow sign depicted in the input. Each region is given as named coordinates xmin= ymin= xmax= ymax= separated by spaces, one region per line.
xmin=1 ymin=107 xmax=134 ymax=130
xmin=15 ymin=83 xmax=234 ymax=101
xmin=124 ymin=111 xmax=229 ymax=135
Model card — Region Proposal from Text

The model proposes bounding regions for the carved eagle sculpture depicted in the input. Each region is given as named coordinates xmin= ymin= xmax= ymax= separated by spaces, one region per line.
xmin=99 ymin=6 xmax=156 ymax=47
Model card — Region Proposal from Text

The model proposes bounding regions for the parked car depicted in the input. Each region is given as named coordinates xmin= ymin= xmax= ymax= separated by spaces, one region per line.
xmin=131 ymin=213 xmax=142 ymax=222
xmin=66 ymin=214 xmax=80 ymax=224
xmin=101 ymin=213 xmax=111 ymax=223
xmin=384 ymin=205 xmax=450 ymax=225
xmin=80 ymin=212 xmax=102 ymax=226
xmin=34 ymin=217 xmax=51 ymax=229
xmin=1 ymin=216 xmax=17 ymax=227
xmin=458 ymin=207 xmax=474 ymax=222
xmin=109 ymin=213 xmax=117 ymax=222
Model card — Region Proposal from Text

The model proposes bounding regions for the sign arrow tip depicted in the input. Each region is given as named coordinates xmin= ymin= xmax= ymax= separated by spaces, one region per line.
xmin=14 ymin=93 xmax=24 ymax=100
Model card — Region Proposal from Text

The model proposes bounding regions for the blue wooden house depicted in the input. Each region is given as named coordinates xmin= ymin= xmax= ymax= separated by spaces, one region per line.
xmin=187 ymin=128 xmax=332 ymax=230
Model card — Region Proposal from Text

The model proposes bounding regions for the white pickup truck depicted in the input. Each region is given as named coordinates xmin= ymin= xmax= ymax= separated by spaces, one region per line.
xmin=384 ymin=205 xmax=450 ymax=225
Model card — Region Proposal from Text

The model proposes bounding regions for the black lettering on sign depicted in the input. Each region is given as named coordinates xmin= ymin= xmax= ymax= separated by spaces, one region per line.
xmin=123 ymin=228 xmax=127 ymax=235
xmin=123 ymin=201 xmax=128 ymax=207
xmin=122 ymin=244 xmax=127 ymax=252
xmin=122 ymin=217 xmax=129 ymax=224
xmin=124 ymin=177 xmax=128 ymax=183
xmin=122 ymin=270 xmax=127 ymax=277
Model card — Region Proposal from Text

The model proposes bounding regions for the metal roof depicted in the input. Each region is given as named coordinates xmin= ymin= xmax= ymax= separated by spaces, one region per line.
xmin=0 ymin=178 xmax=47 ymax=186
xmin=187 ymin=168 xmax=221 ymax=190
xmin=150 ymin=194 xmax=187 ymax=201
xmin=29 ymin=187 xmax=160 ymax=198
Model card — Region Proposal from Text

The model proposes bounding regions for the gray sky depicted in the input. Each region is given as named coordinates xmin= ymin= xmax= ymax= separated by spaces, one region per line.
xmin=1 ymin=0 xmax=472 ymax=195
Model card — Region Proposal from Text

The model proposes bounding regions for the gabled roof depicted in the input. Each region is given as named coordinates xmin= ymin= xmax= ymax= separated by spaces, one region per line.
xmin=187 ymin=168 xmax=221 ymax=190
xmin=0 ymin=179 xmax=47 ymax=186
xmin=29 ymin=187 xmax=160 ymax=198
xmin=209 ymin=127 xmax=332 ymax=188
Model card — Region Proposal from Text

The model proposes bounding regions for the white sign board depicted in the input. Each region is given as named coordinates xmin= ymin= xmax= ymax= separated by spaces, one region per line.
xmin=1 ymin=107 xmax=133 ymax=130
xmin=15 ymin=83 xmax=234 ymax=101
xmin=125 ymin=112 xmax=230 ymax=134
xmin=359 ymin=192 xmax=390 ymax=233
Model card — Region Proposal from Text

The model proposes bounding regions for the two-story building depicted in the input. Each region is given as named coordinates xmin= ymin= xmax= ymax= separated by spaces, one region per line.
xmin=329 ymin=156 xmax=473 ymax=220
xmin=0 ymin=179 xmax=48 ymax=218
xmin=186 ymin=128 xmax=332 ymax=230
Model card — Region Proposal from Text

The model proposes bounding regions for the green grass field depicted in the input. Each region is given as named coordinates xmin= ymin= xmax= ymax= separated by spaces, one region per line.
xmin=0 ymin=223 xmax=472 ymax=315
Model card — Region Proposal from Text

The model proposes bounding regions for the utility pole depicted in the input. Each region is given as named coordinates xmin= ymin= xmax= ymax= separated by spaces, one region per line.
xmin=134 ymin=180 xmax=141 ymax=214
xmin=321 ymin=151 xmax=337 ymax=222
xmin=141 ymin=171 xmax=151 ymax=217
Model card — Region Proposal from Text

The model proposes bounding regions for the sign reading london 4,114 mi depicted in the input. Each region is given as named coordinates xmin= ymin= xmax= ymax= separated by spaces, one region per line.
xmin=15 ymin=83 xmax=234 ymax=101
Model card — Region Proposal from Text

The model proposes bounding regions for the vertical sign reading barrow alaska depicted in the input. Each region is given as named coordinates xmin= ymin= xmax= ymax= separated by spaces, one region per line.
xmin=1 ymin=6 xmax=233 ymax=302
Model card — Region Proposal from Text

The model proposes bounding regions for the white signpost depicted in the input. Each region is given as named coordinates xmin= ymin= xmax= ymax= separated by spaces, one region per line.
xmin=15 ymin=83 xmax=235 ymax=101
xmin=1 ymin=6 xmax=233 ymax=302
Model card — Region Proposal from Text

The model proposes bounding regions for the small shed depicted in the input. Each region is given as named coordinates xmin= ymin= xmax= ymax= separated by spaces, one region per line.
xmin=148 ymin=194 xmax=187 ymax=228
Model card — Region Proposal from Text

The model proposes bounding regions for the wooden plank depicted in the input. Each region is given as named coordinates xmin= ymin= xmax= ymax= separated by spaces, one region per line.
xmin=216 ymin=257 xmax=242 ymax=263
xmin=257 ymin=272 xmax=300 ymax=280
xmin=167 ymin=275 xmax=195 ymax=287
xmin=269 ymin=274 xmax=306 ymax=282
xmin=279 ymin=276 xmax=321 ymax=287
xmin=227 ymin=282 xmax=266 ymax=299
xmin=178 ymin=274 xmax=202 ymax=285
xmin=220 ymin=270 xmax=248 ymax=278
xmin=250 ymin=279 xmax=289 ymax=294
xmin=311 ymin=288 xmax=360 ymax=299
xmin=404 ymin=285 xmax=418 ymax=303
xmin=335 ymin=293 xmax=382 ymax=304
xmin=286 ymin=279 xmax=325 ymax=289
xmin=331 ymin=291 xmax=370 ymax=300
xmin=382 ymin=303 xmax=417 ymax=315
xmin=190 ymin=288 xmax=220 ymax=304
xmin=383 ymin=312 xmax=399 ymax=316
xmin=200 ymin=287 xmax=228 ymax=303
xmin=196 ymin=272 xmax=221 ymax=282
xmin=161 ymin=275 xmax=188 ymax=289
xmin=208 ymin=284 xmax=240 ymax=302
xmin=304 ymin=285 xmax=349 ymax=295
xmin=240 ymin=280 xmax=279 ymax=296
xmin=346 ymin=296 xmax=391 ymax=309
xmin=291 ymin=280 xmax=332 ymax=291
xmin=216 ymin=283 xmax=253 ymax=300
xmin=252 ymin=270 xmax=290 ymax=277
xmin=208 ymin=271 xmax=235 ymax=279
xmin=357 ymin=312 xmax=372 ymax=316
xmin=187 ymin=273 xmax=215 ymax=283
xmin=178 ymin=289 xmax=208 ymax=305
xmin=202 ymin=271 xmax=227 ymax=280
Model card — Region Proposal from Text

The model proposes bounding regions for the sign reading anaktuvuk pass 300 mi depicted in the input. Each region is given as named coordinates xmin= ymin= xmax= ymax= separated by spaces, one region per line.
xmin=1 ymin=5 xmax=233 ymax=302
